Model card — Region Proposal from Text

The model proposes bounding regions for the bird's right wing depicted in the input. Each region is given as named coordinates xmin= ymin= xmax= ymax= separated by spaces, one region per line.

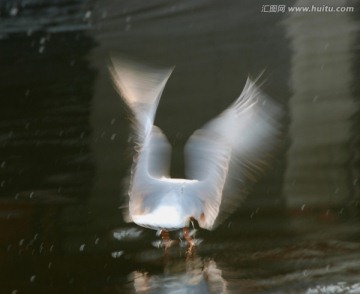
xmin=185 ymin=78 xmax=284 ymax=230
xmin=184 ymin=131 xmax=232 ymax=229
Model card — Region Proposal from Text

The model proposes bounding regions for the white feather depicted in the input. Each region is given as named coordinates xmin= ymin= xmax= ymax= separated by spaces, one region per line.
xmin=185 ymin=78 xmax=283 ymax=228
xmin=110 ymin=57 xmax=283 ymax=231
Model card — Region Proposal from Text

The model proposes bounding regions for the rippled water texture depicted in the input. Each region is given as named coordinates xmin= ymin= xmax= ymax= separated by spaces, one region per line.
xmin=1 ymin=0 xmax=360 ymax=293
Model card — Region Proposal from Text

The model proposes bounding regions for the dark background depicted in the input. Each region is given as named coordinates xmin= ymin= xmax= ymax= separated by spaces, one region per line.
xmin=0 ymin=0 xmax=360 ymax=293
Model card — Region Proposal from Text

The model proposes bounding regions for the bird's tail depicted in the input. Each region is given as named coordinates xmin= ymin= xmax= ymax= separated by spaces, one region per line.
xmin=109 ymin=56 xmax=174 ymax=139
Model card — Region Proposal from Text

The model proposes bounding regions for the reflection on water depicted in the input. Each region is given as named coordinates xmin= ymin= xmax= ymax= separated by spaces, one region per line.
xmin=1 ymin=209 xmax=360 ymax=292
xmin=0 ymin=0 xmax=91 ymax=36
xmin=307 ymin=283 xmax=360 ymax=293
xmin=1 ymin=0 xmax=360 ymax=293
xmin=130 ymin=258 xmax=227 ymax=294
xmin=284 ymin=0 xmax=358 ymax=208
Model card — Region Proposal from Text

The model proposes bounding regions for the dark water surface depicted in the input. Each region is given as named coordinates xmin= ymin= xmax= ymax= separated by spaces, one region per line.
xmin=1 ymin=0 xmax=360 ymax=293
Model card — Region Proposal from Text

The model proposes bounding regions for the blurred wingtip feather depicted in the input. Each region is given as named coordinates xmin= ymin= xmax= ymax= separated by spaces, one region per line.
xmin=109 ymin=56 xmax=174 ymax=137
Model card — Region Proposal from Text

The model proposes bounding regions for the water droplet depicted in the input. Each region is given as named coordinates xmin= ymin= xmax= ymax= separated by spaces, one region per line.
xmin=111 ymin=251 xmax=124 ymax=258
xmin=1 ymin=161 xmax=6 ymax=168
xmin=40 ymin=37 xmax=46 ymax=45
xmin=11 ymin=290 xmax=18 ymax=294
xmin=1 ymin=180 xmax=5 ymax=187
xmin=110 ymin=118 xmax=116 ymax=125
xmin=39 ymin=242 xmax=44 ymax=253
xmin=29 ymin=192 xmax=34 ymax=199
xmin=84 ymin=10 xmax=92 ymax=20
xmin=48 ymin=262 xmax=52 ymax=269
xmin=30 ymin=275 xmax=36 ymax=282
xmin=301 ymin=204 xmax=306 ymax=211
xmin=79 ymin=244 xmax=86 ymax=252
xmin=95 ymin=238 xmax=100 ymax=245
xmin=152 ymin=240 xmax=162 ymax=248
xmin=112 ymin=228 xmax=142 ymax=240
xmin=19 ymin=239 xmax=24 ymax=246
xmin=39 ymin=46 xmax=45 ymax=54
xmin=9 ymin=7 xmax=19 ymax=16
xmin=111 ymin=133 xmax=116 ymax=140
xmin=25 ymin=89 xmax=30 ymax=96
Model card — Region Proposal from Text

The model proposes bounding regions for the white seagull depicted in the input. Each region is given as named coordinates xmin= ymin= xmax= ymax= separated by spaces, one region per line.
xmin=109 ymin=58 xmax=283 ymax=249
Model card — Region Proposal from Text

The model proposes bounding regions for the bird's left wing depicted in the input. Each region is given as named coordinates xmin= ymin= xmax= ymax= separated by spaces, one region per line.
xmin=109 ymin=56 xmax=174 ymax=138
xmin=109 ymin=57 xmax=174 ymax=219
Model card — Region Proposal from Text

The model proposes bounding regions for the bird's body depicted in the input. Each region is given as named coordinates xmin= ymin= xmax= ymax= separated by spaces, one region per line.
xmin=132 ymin=177 xmax=201 ymax=230
xmin=109 ymin=57 xmax=283 ymax=236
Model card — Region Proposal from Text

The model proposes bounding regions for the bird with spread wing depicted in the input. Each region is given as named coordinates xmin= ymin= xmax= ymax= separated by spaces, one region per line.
xmin=109 ymin=58 xmax=283 ymax=252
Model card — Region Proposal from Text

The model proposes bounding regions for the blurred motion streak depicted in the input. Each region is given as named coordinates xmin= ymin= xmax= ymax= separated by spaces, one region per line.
xmin=109 ymin=57 xmax=284 ymax=232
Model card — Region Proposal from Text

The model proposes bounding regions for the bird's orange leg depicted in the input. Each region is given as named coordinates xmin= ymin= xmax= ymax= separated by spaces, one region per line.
xmin=183 ymin=227 xmax=195 ymax=257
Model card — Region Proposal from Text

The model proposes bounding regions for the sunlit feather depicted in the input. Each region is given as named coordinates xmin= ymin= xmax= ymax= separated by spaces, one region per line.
xmin=110 ymin=57 xmax=283 ymax=231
